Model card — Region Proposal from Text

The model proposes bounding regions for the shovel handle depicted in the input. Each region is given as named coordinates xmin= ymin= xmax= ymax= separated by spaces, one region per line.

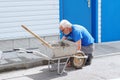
xmin=21 ymin=25 xmax=53 ymax=49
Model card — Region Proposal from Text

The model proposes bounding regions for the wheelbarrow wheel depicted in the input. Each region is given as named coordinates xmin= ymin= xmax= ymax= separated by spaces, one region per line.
xmin=72 ymin=51 xmax=86 ymax=69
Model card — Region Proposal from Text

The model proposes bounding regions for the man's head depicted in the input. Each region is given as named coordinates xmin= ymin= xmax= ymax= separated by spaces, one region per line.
xmin=59 ymin=20 xmax=72 ymax=35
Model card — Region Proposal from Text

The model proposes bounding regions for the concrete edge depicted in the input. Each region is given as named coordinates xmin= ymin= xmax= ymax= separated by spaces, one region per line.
xmin=0 ymin=59 xmax=48 ymax=73
xmin=94 ymin=52 xmax=120 ymax=58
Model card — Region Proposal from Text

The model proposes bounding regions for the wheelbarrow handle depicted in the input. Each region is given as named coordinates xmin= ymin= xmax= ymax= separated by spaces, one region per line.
xmin=21 ymin=25 xmax=53 ymax=49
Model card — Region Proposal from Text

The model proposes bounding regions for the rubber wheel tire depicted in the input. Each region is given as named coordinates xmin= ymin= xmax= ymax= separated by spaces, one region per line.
xmin=72 ymin=51 xmax=86 ymax=69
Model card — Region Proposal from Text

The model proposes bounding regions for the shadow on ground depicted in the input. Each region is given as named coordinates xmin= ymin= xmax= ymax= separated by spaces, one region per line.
xmin=27 ymin=67 xmax=80 ymax=80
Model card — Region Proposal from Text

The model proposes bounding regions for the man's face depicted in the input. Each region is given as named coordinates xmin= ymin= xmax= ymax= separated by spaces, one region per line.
xmin=60 ymin=26 xmax=70 ymax=35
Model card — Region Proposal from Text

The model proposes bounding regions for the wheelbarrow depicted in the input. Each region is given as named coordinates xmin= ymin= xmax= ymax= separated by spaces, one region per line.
xmin=21 ymin=25 xmax=88 ymax=74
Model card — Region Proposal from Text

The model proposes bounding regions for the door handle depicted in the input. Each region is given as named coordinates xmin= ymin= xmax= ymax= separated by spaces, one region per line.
xmin=87 ymin=0 xmax=91 ymax=8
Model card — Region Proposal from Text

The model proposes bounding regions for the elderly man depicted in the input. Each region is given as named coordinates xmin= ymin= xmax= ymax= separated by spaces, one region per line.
xmin=59 ymin=19 xmax=94 ymax=66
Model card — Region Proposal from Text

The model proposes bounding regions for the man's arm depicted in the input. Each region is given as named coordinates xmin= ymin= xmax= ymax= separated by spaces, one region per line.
xmin=75 ymin=39 xmax=81 ymax=50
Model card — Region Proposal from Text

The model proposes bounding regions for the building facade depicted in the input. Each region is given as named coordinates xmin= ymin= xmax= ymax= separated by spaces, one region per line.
xmin=0 ymin=0 xmax=120 ymax=51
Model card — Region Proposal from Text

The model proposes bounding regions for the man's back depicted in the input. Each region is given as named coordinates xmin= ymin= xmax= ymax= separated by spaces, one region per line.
xmin=71 ymin=24 xmax=94 ymax=46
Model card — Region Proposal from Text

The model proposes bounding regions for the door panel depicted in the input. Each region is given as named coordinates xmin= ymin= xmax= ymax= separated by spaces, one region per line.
xmin=101 ymin=0 xmax=120 ymax=42
xmin=60 ymin=0 xmax=92 ymax=33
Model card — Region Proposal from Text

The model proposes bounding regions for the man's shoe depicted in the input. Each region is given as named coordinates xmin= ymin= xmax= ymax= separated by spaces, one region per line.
xmin=85 ymin=54 xmax=93 ymax=66
xmin=85 ymin=61 xmax=91 ymax=66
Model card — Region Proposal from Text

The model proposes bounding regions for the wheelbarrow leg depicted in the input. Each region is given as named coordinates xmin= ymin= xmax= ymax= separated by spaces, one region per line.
xmin=57 ymin=57 xmax=70 ymax=75
xmin=48 ymin=60 xmax=57 ymax=71
xmin=48 ymin=56 xmax=70 ymax=75
xmin=57 ymin=58 xmax=60 ymax=74
xmin=48 ymin=60 xmax=51 ymax=71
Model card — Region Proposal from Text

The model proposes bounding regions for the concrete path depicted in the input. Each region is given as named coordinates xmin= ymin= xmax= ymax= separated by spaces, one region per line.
xmin=0 ymin=41 xmax=120 ymax=72
xmin=0 ymin=54 xmax=120 ymax=80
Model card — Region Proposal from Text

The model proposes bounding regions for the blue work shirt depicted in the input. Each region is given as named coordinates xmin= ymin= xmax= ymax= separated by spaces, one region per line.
xmin=60 ymin=24 xmax=94 ymax=46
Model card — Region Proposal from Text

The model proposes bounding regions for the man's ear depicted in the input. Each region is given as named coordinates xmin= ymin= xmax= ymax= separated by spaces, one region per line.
xmin=69 ymin=27 xmax=72 ymax=32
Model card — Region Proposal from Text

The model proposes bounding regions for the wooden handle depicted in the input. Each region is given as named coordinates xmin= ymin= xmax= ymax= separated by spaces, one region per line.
xmin=21 ymin=25 xmax=53 ymax=48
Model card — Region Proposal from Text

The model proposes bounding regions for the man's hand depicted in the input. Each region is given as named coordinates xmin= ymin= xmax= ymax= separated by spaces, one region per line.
xmin=75 ymin=39 xmax=81 ymax=50
xmin=62 ymin=36 xmax=67 ymax=40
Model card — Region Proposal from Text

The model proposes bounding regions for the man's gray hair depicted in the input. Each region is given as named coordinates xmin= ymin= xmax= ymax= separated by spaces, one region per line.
xmin=59 ymin=20 xmax=72 ymax=28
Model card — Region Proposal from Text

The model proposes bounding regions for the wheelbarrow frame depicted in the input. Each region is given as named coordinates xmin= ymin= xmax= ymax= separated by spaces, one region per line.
xmin=33 ymin=50 xmax=87 ymax=75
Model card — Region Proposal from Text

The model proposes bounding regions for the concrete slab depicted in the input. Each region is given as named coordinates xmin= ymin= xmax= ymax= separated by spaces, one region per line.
xmin=3 ymin=52 xmax=18 ymax=59
xmin=0 ymin=55 xmax=120 ymax=80
xmin=94 ymin=42 xmax=120 ymax=56
xmin=0 ymin=59 xmax=8 ymax=65
xmin=109 ymin=78 xmax=120 ymax=80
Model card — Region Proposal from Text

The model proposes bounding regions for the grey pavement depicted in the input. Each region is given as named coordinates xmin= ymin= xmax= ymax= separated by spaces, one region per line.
xmin=94 ymin=41 xmax=120 ymax=56
xmin=0 ymin=41 xmax=120 ymax=72
xmin=0 ymin=54 xmax=120 ymax=80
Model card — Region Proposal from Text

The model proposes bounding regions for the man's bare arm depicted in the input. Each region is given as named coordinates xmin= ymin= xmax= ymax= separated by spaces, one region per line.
xmin=75 ymin=39 xmax=81 ymax=50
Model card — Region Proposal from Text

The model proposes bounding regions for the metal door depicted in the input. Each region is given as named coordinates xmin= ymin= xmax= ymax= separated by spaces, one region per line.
xmin=60 ymin=0 xmax=92 ymax=33
xmin=101 ymin=0 xmax=120 ymax=42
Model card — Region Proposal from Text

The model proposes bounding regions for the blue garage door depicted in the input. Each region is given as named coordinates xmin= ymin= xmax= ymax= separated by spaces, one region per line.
xmin=101 ymin=0 xmax=120 ymax=42
xmin=60 ymin=0 xmax=92 ymax=33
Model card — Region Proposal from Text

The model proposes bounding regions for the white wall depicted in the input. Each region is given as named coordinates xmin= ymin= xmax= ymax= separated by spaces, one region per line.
xmin=0 ymin=0 xmax=59 ymax=40
xmin=0 ymin=0 xmax=60 ymax=51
